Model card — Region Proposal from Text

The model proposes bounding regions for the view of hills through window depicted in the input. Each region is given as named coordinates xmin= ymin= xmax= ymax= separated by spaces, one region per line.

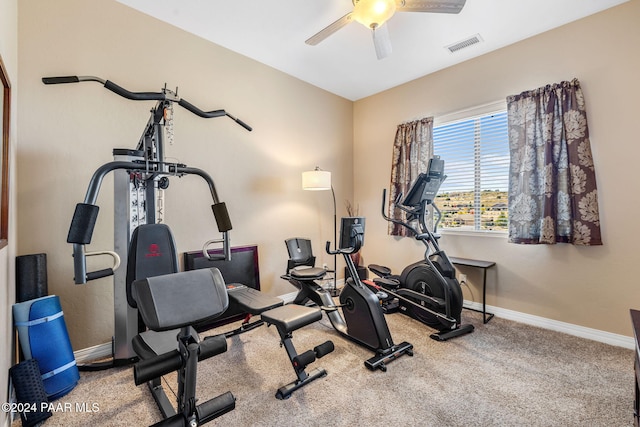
xmin=433 ymin=110 xmax=509 ymax=232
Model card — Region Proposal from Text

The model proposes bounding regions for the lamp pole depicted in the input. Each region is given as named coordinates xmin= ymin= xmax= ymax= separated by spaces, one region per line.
xmin=330 ymin=185 xmax=338 ymax=297
xmin=302 ymin=166 xmax=338 ymax=296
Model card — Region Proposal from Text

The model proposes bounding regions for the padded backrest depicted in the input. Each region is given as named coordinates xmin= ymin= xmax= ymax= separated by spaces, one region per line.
xmin=126 ymin=224 xmax=179 ymax=308
xmin=284 ymin=238 xmax=316 ymax=273
xmin=132 ymin=268 xmax=229 ymax=332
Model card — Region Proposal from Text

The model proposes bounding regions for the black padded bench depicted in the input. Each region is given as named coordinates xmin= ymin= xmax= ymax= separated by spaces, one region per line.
xmin=260 ymin=304 xmax=334 ymax=400
xmin=223 ymin=284 xmax=284 ymax=336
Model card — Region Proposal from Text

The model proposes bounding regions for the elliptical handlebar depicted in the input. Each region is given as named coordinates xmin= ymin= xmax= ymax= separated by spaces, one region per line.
xmin=42 ymin=75 xmax=252 ymax=131
xmin=380 ymin=189 xmax=421 ymax=236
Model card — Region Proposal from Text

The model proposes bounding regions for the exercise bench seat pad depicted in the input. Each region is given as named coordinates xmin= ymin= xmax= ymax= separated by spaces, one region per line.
xmin=261 ymin=305 xmax=322 ymax=334
xmin=132 ymin=267 xmax=228 ymax=332
xmin=226 ymin=284 xmax=283 ymax=314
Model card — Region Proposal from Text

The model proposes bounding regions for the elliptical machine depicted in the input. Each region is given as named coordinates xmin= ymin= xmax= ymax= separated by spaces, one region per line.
xmin=369 ymin=155 xmax=474 ymax=341
xmin=283 ymin=217 xmax=413 ymax=372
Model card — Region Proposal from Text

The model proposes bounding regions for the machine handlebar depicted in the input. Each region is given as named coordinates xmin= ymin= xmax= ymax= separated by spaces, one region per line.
xmin=67 ymin=161 xmax=232 ymax=284
xmin=326 ymin=241 xmax=356 ymax=256
xmin=380 ymin=189 xmax=421 ymax=236
xmin=42 ymin=75 xmax=252 ymax=131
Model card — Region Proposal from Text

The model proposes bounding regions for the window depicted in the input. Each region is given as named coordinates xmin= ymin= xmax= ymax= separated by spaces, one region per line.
xmin=433 ymin=102 xmax=509 ymax=232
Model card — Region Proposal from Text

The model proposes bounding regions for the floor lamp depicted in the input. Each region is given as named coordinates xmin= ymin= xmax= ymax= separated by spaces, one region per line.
xmin=302 ymin=167 xmax=338 ymax=296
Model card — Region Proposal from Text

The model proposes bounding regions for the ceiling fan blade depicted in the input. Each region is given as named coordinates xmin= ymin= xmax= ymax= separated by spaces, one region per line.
xmin=305 ymin=12 xmax=354 ymax=46
xmin=397 ymin=0 xmax=466 ymax=14
xmin=372 ymin=23 xmax=392 ymax=60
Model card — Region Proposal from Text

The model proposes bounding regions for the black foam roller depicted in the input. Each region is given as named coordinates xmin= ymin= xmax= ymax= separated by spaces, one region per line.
xmin=134 ymin=350 xmax=182 ymax=385
xmin=314 ymin=340 xmax=335 ymax=359
xmin=9 ymin=359 xmax=52 ymax=427
xmin=16 ymin=253 xmax=48 ymax=303
xmin=67 ymin=203 xmax=99 ymax=244
xmin=196 ymin=391 xmax=236 ymax=424
xmin=199 ymin=335 xmax=228 ymax=361
xmin=292 ymin=350 xmax=316 ymax=370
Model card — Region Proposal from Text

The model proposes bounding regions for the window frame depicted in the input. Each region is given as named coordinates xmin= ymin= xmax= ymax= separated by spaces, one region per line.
xmin=433 ymin=100 xmax=509 ymax=236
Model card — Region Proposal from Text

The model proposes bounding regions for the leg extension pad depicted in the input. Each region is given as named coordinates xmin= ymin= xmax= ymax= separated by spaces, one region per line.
xmin=261 ymin=305 xmax=333 ymax=400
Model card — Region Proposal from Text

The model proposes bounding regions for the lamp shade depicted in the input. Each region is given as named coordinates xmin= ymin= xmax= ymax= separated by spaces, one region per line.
xmin=353 ymin=0 xmax=396 ymax=29
xmin=302 ymin=169 xmax=331 ymax=191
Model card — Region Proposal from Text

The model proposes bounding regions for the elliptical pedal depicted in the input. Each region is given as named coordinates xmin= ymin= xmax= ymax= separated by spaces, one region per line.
xmin=429 ymin=323 xmax=475 ymax=341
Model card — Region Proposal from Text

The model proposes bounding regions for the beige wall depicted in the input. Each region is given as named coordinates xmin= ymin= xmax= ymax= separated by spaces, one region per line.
xmin=18 ymin=0 xmax=353 ymax=350
xmin=15 ymin=0 xmax=640 ymax=358
xmin=354 ymin=0 xmax=640 ymax=336
xmin=0 ymin=0 xmax=18 ymax=424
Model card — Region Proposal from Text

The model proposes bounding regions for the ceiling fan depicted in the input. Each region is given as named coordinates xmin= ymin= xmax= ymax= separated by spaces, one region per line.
xmin=306 ymin=0 xmax=467 ymax=60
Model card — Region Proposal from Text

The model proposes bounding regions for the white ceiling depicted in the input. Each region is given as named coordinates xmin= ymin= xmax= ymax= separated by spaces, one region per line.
xmin=116 ymin=0 xmax=628 ymax=101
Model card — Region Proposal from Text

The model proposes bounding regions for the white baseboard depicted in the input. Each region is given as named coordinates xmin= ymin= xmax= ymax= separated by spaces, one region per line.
xmin=74 ymin=342 xmax=113 ymax=364
xmin=463 ymin=300 xmax=634 ymax=349
xmin=73 ymin=293 xmax=634 ymax=363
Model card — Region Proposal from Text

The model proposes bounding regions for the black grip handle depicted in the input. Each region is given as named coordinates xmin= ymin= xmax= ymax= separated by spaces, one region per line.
xmin=326 ymin=240 xmax=354 ymax=255
xmin=178 ymin=98 xmax=225 ymax=118
xmin=233 ymin=117 xmax=252 ymax=132
xmin=85 ymin=268 xmax=114 ymax=281
xmin=179 ymin=99 xmax=252 ymax=131
xmin=326 ymin=241 xmax=335 ymax=254
xmin=42 ymin=76 xmax=80 ymax=84
xmin=104 ymin=80 xmax=165 ymax=101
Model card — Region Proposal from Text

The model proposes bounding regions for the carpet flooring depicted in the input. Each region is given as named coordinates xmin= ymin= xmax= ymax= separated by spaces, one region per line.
xmin=11 ymin=309 xmax=634 ymax=426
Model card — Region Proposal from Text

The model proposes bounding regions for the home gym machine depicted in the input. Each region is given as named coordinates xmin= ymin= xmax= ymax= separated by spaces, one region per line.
xmin=368 ymin=155 xmax=474 ymax=341
xmin=43 ymin=75 xmax=252 ymax=368
xmin=283 ymin=217 xmax=413 ymax=372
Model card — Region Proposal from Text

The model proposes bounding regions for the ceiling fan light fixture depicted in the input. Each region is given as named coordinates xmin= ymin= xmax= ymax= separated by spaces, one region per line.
xmin=353 ymin=0 xmax=397 ymax=29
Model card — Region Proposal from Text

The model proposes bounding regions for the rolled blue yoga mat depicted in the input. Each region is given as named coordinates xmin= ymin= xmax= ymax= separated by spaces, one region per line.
xmin=13 ymin=295 xmax=79 ymax=400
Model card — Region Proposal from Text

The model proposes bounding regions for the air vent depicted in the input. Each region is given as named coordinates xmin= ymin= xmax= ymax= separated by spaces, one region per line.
xmin=446 ymin=34 xmax=483 ymax=53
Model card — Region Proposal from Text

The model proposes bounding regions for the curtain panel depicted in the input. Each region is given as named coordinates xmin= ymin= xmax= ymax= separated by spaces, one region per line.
xmin=506 ymin=79 xmax=602 ymax=245
xmin=388 ymin=117 xmax=434 ymax=237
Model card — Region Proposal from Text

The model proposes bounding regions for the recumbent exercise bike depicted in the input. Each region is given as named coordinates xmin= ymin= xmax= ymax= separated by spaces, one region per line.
xmin=368 ymin=155 xmax=474 ymax=341
xmin=283 ymin=217 xmax=413 ymax=372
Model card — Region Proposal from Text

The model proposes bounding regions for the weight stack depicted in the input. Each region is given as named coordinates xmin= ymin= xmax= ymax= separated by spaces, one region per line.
xmin=16 ymin=253 xmax=48 ymax=303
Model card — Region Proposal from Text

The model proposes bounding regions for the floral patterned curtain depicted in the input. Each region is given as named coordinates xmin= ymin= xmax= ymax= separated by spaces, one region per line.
xmin=388 ymin=117 xmax=434 ymax=237
xmin=506 ymin=79 xmax=602 ymax=245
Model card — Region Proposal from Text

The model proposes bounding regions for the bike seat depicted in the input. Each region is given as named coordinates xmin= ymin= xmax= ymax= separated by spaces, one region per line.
xmin=289 ymin=267 xmax=327 ymax=281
